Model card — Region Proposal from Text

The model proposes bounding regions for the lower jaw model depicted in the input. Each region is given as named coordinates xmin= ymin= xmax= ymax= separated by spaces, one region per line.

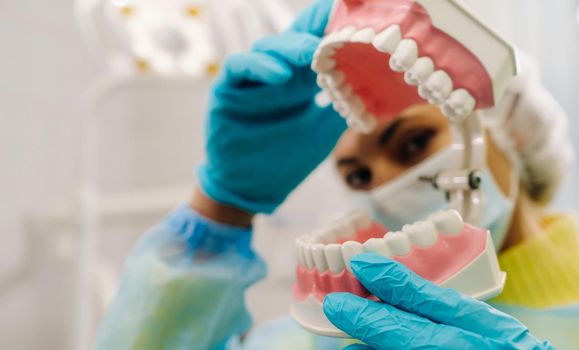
xmin=290 ymin=210 xmax=506 ymax=337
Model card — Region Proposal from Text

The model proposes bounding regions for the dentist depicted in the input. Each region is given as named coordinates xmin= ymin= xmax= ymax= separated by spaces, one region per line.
xmin=95 ymin=1 xmax=577 ymax=349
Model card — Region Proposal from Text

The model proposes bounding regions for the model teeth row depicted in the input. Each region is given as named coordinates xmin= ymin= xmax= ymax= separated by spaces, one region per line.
xmin=296 ymin=210 xmax=464 ymax=274
xmin=312 ymin=25 xmax=477 ymax=130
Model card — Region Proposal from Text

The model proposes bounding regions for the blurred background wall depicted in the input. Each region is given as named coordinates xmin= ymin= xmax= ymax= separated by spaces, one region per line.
xmin=0 ymin=1 xmax=94 ymax=349
xmin=0 ymin=1 xmax=578 ymax=349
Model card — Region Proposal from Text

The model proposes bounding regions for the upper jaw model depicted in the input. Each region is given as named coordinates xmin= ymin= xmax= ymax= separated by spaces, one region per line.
xmin=292 ymin=0 xmax=517 ymax=337
xmin=313 ymin=0 xmax=517 ymax=132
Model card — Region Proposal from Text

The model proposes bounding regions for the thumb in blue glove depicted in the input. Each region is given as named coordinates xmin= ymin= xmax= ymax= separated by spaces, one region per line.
xmin=323 ymin=254 xmax=553 ymax=350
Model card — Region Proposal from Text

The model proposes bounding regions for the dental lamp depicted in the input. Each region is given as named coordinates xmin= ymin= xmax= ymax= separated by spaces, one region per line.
xmin=76 ymin=0 xmax=295 ymax=76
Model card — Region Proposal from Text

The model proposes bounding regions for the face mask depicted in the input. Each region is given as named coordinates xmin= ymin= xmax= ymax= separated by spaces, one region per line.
xmin=479 ymin=163 xmax=518 ymax=250
xmin=353 ymin=147 xmax=462 ymax=231
xmin=353 ymin=147 xmax=517 ymax=251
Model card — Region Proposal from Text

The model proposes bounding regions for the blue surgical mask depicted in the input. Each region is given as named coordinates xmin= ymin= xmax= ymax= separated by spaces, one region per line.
xmin=353 ymin=149 xmax=517 ymax=251
xmin=479 ymin=169 xmax=517 ymax=250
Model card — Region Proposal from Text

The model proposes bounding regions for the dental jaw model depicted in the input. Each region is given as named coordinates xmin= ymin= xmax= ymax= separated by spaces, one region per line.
xmin=291 ymin=0 xmax=518 ymax=337
xmin=292 ymin=210 xmax=505 ymax=337
xmin=314 ymin=0 xmax=516 ymax=129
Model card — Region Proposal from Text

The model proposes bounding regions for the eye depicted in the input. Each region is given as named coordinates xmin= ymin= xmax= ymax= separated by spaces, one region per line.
xmin=346 ymin=167 xmax=373 ymax=190
xmin=397 ymin=128 xmax=436 ymax=165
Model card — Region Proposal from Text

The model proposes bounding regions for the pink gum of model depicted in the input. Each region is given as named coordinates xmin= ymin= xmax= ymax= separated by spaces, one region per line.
xmin=327 ymin=0 xmax=493 ymax=120
xmin=293 ymin=224 xmax=487 ymax=302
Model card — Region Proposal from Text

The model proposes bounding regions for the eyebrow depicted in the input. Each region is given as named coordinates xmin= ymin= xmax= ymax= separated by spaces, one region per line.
xmin=336 ymin=157 xmax=360 ymax=167
xmin=378 ymin=118 xmax=404 ymax=146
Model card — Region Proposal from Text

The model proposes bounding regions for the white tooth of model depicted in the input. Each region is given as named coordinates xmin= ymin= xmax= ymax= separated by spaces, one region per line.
xmin=385 ymin=231 xmax=412 ymax=256
xmin=333 ymin=99 xmax=351 ymax=117
xmin=304 ymin=244 xmax=316 ymax=269
xmin=312 ymin=57 xmax=337 ymax=73
xmin=326 ymin=71 xmax=346 ymax=88
xmin=320 ymin=32 xmax=345 ymax=48
xmin=430 ymin=210 xmax=465 ymax=236
xmin=325 ymin=89 xmax=341 ymax=110
xmin=372 ymin=25 xmax=402 ymax=54
xmin=441 ymin=89 xmax=476 ymax=120
xmin=363 ymin=238 xmax=392 ymax=257
xmin=296 ymin=240 xmax=306 ymax=266
xmin=314 ymin=46 xmax=335 ymax=61
xmin=346 ymin=118 xmax=357 ymax=129
xmin=325 ymin=244 xmax=346 ymax=274
xmin=325 ymin=224 xmax=343 ymax=242
xmin=405 ymin=221 xmax=439 ymax=248
xmin=347 ymin=210 xmax=373 ymax=230
xmin=315 ymin=90 xmax=333 ymax=108
xmin=356 ymin=113 xmax=378 ymax=134
xmin=405 ymin=57 xmax=434 ymax=85
xmin=424 ymin=70 xmax=453 ymax=104
xmin=337 ymin=26 xmax=357 ymax=42
xmin=337 ymin=219 xmax=357 ymax=239
xmin=312 ymin=244 xmax=329 ymax=272
xmin=351 ymin=28 xmax=376 ymax=43
xmin=348 ymin=118 xmax=365 ymax=133
xmin=298 ymin=237 xmax=309 ymax=257
xmin=418 ymin=82 xmax=433 ymax=101
xmin=334 ymin=85 xmax=353 ymax=100
xmin=316 ymin=75 xmax=329 ymax=89
xmin=389 ymin=39 xmax=418 ymax=72
xmin=347 ymin=95 xmax=366 ymax=117
xmin=346 ymin=113 xmax=370 ymax=134
xmin=341 ymin=241 xmax=364 ymax=273
xmin=311 ymin=229 xmax=326 ymax=244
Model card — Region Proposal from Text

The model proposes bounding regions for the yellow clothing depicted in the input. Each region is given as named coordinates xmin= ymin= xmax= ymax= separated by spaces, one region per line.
xmin=491 ymin=214 xmax=579 ymax=350
xmin=493 ymin=214 xmax=579 ymax=307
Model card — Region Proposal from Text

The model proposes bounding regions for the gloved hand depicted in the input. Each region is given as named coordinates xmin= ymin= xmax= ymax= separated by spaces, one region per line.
xmin=323 ymin=254 xmax=553 ymax=350
xmin=197 ymin=0 xmax=347 ymax=215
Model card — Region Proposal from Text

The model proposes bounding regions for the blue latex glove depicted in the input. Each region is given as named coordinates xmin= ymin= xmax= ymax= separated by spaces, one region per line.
xmin=197 ymin=0 xmax=347 ymax=214
xmin=323 ymin=254 xmax=553 ymax=350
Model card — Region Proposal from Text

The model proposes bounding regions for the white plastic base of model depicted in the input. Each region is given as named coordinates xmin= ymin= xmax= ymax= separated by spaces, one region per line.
xmin=291 ymin=230 xmax=506 ymax=338
xmin=291 ymin=295 xmax=350 ymax=338
xmin=440 ymin=231 xmax=507 ymax=300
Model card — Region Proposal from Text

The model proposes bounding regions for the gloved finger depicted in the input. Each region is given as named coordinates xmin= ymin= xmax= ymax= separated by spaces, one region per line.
xmin=324 ymin=293 xmax=499 ymax=350
xmin=220 ymin=52 xmax=292 ymax=86
xmin=212 ymin=70 xmax=321 ymax=115
xmin=289 ymin=0 xmax=334 ymax=37
xmin=253 ymin=32 xmax=320 ymax=68
xmin=349 ymin=254 xmax=529 ymax=341
xmin=343 ymin=344 xmax=373 ymax=350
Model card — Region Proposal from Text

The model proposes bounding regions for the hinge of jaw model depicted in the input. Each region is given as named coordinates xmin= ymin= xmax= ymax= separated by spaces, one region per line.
xmin=294 ymin=0 xmax=518 ymax=338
